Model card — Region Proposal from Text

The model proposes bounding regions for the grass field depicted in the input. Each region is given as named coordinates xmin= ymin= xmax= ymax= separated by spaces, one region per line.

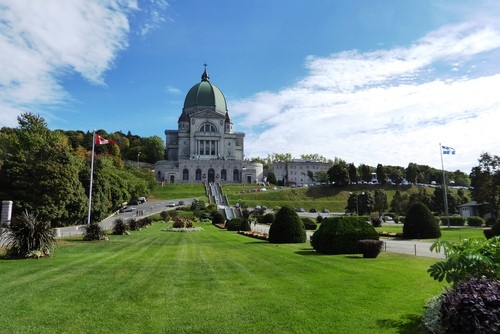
xmin=0 ymin=222 xmax=446 ymax=334
xmin=376 ymin=225 xmax=487 ymax=243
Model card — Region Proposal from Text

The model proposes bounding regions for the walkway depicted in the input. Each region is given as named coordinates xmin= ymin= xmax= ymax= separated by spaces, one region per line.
xmin=251 ymin=223 xmax=445 ymax=259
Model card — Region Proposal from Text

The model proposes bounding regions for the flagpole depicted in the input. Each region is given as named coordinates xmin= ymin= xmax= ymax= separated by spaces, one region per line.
xmin=87 ymin=131 xmax=96 ymax=225
xmin=439 ymin=143 xmax=450 ymax=228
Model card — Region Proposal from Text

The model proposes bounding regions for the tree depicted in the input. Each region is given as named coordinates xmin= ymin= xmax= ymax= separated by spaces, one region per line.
xmin=314 ymin=170 xmax=329 ymax=184
xmin=376 ymin=164 xmax=387 ymax=184
xmin=373 ymin=189 xmax=388 ymax=217
xmin=348 ymin=163 xmax=357 ymax=183
xmin=470 ymin=153 xmax=500 ymax=218
xmin=267 ymin=172 xmax=277 ymax=185
xmin=0 ymin=113 xmax=88 ymax=226
xmin=328 ymin=161 xmax=349 ymax=186
xmin=268 ymin=206 xmax=306 ymax=244
xmin=357 ymin=192 xmax=375 ymax=215
xmin=141 ymin=136 xmax=165 ymax=163
xmin=432 ymin=187 xmax=459 ymax=215
xmin=390 ymin=190 xmax=409 ymax=215
xmin=406 ymin=163 xmax=420 ymax=184
xmin=403 ymin=202 xmax=441 ymax=239
xmin=359 ymin=164 xmax=372 ymax=183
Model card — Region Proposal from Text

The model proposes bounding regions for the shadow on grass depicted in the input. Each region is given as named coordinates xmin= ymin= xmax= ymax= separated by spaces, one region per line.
xmin=377 ymin=314 xmax=425 ymax=334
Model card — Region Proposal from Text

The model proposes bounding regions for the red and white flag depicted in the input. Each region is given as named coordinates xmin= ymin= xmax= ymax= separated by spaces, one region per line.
xmin=95 ymin=134 xmax=115 ymax=145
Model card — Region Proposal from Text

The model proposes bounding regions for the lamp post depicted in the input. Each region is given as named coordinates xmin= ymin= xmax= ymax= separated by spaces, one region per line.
xmin=137 ymin=152 xmax=141 ymax=165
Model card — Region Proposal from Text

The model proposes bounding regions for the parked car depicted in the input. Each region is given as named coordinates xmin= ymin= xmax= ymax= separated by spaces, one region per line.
xmin=119 ymin=206 xmax=135 ymax=213
xmin=166 ymin=202 xmax=176 ymax=207
xmin=177 ymin=200 xmax=185 ymax=206
xmin=321 ymin=209 xmax=330 ymax=213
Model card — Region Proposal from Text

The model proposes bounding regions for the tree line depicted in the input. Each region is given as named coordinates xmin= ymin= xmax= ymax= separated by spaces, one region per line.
xmin=0 ymin=113 xmax=158 ymax=227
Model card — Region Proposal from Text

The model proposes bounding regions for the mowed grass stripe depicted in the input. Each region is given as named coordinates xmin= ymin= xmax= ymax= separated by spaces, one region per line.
xmin=0 ymin=223 xmax=444 ymax=333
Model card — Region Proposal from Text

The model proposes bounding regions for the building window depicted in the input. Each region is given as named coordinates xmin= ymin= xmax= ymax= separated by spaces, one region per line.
xmin=233 ymin=169 xmax=240 ymax=182
xmin=200 ymin=123 xmax=217 ymax=133
xmin=183 ymin=168 xmax=189 ymax=181
xmin=195 ymin=168 xmax=202 ymax=181
xmin=221 ymin=169 xmax=227 ymax=181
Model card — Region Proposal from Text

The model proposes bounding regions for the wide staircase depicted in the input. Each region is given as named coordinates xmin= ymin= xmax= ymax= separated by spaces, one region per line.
xmin=205 ymin=182 xmax=241 ymax=220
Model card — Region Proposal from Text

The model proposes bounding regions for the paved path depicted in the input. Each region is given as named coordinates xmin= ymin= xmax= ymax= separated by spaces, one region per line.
xmin=251 ymin=223 xmax=445 ymax=259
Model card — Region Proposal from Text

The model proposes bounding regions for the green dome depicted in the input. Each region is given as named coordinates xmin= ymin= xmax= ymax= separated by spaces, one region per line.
xmin=183 ymin=69 xmax=227 ymax=112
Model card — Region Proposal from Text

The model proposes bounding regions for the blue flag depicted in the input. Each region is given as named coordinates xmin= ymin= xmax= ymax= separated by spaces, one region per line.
xmin=442 ymin=145 xmax=456 ymax=155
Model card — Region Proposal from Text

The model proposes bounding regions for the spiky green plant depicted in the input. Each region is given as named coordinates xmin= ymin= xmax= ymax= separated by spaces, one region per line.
xmin=83 ymin=223 xmax=108 ymax=241
xmin=112 ymin=218 xmax=129 ymax=235
xmin=1 ymin=210 xmax=56 ymax=259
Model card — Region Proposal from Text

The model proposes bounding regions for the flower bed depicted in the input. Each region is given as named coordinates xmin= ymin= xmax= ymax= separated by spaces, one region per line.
xmin=162 ymin=227 xmax=204 ymax=232
xmin=378 ymin=231 xmax=403 ymax=238
xmin=238 ymin=230 xmax=269 ymax=241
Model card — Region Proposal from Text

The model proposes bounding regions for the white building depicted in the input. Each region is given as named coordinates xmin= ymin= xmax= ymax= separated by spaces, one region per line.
xmin=269 ymin=160 xmax=331 ymax=186
xmin=155 ymin=68 xmax=263 ymax=184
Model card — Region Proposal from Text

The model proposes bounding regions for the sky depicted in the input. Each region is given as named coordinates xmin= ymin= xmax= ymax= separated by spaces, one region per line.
xmin=1 ymin=0 xmax=500 ymax=173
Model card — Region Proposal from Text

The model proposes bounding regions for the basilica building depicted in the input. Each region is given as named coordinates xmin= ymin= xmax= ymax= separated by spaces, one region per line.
xmin=155 ymin=68 xmax=263 ymax=184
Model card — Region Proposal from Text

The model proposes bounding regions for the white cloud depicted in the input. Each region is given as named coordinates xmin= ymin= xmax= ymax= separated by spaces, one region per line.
xmin=0 ymin=0 xmax=137 ymax=126
xmin=231 ymin=21 xmax=500 ymax=172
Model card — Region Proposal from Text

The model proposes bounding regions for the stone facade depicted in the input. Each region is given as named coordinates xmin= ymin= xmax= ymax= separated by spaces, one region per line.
xmin=269 ymin=160 xmax=331 ymax=186
xmin=155 ymin=68 xmax=263 ymax=184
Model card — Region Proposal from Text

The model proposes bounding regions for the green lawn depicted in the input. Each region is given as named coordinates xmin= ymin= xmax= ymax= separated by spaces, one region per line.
xmin=0 ymin=222 xmax=446 ymax=333
xmin=150 ymin=183 xmax=208 ymax=201
xmin=376 ymin=225 xmax=487 ymax=243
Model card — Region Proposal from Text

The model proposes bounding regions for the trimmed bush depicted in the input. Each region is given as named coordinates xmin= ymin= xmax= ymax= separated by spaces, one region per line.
xmin=259 ymin=213 xmax=275 ymax=225
xmin=316 ymin=215 xmax=324 ymax=224
xmin=211 ymin=212 xmax=225 ymax=225
xmin=310 ymin=217 xmax=379 ymax=255
xmin=83 ymin=223 xmax=108 ymax=241
xmin=112 ymin=218 xmax=129 ymax=235
xmin=301 ymin=217 xmax=317 ymax=231
xmin=467 ymin=216 xmax=484 ymax=227
xmin=268 ymin=206 xmax=306 ymax=244
xmin=440 ymin=216 xmax=465 ymax=226
xmin=486 ymin=217 xmax=497 ymax=227
xmin=357 ymin=239 xmax=384 ymax=258
xmin=440 ymin=277 xmax=500 ymax=334
xmin=371 ymin=217 xmax=383 ymax=227
xmin=225 ymin=218 xmax=243 ymax=231
xmin=240 ymin=219 xmax=251 ymax=232
xmin=403 ymin=202 xmax=441 ymax=239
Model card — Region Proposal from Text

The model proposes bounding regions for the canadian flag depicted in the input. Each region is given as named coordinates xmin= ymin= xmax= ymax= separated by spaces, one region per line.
xmin=95 ymin=134 xmax=115 ymax=145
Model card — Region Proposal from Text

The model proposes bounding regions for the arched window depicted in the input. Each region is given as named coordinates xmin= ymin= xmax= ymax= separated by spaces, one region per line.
xmin=221 ymin=169 xmax=227 ymax=181
xmin=195 ymin=168 xmax=202 ymax=181
xmin=182 ymin=168 xmax=189 ymax=181
xmin=233 ymin=168 xmax=240 ymax=182
xmin=199 ymin=123 xmax=217 ymax=133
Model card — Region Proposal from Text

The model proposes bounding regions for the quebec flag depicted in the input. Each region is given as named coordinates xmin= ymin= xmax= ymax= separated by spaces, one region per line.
xmin=442 ymin=145 xmax=456 ymax=155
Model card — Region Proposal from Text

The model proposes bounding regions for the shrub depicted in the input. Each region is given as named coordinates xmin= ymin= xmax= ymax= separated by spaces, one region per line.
xmin=301 ymin=217 xmax=317 ymax=231
xmin=83 ymin=223 xmax=108 ymax=241
xmin=466 ymin=216 xmax=484 ymax=227
xmin=440 ymin=277 xmax=500 ymax=334
xmin=370 ymin=217 xmax=383 ymax=227
xmin=428 ymin=237 xmax=500 ymax=284
xmin=492 ymin=221 xmax=500 ymax=236
xmin=160 ymin=210 xmax=170 ymax=220
xmin=128 ymin=218 xmax=140 ymax=231
xmin=403 ymin=202 xmax=441 ymax=239
xmin=422 ymin=294 xmax=445 ymax=334
xmin=112 ymin=218 xmax=129 ymax=235
xmin=440 ymin=216 xmax=465 ymax=226
xmin=268 ymin=206 xmax=306 ymax=244
xmin=485 ymin=217 xmax=497 ymax=227
xmin=357 ymin=239 xmax=384 ymax=258
xmin=138 ymin=216 xmax=152 ymax=227
xmin=240 ymin=219 xmax=251 ymax=232
xmin=1 ymin=210 xmax=56 ymax=259
xmin=225 ymin=218 xmax=243 ymax=231
xmin=260 ymin=213 xmax=275 ymax=225
xmin=171 ymin=217 xmax=193 ymax=228
xmin=211 ymin=212 xmax=225 ymax=225
xmin=316 ymin=215 xmax=324 ymax=224
xmin=310 ymin=217 xmax=379 ymax=255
